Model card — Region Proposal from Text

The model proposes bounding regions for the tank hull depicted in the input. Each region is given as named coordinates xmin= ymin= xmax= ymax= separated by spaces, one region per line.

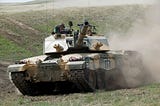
xmin=8 ymin=51 xmax=146 ymax=95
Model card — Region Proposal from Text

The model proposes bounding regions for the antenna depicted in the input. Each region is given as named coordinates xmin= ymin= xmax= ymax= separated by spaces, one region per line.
xmin=45 ymin=0 xmax=50 ymax=35
xmin=45 ymin=0 xmax=55 ymax=35
xmin=83 ymin=0 xmax=90 ymax=23
xmin=88 ymin=0 xmax=90 ymax=17
xmin=51 ymin=0 xmax=55 ymax=34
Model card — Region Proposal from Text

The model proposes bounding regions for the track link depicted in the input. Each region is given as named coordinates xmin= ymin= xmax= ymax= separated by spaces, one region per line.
xmin=10 ymin=72 xmax=55 ymax=96
xmin=69 ymin=70 xmax=95 ymax=92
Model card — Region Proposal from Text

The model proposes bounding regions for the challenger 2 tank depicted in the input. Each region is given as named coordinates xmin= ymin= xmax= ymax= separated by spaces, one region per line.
xmin=8 ymin=21 xmax=145 ymax=95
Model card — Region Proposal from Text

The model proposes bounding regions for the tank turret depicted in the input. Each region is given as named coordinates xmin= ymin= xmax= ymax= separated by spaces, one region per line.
xmin=44 ymin=21 xmax=110 ymax=54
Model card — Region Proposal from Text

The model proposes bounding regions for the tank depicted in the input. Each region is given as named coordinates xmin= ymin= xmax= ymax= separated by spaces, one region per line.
xmin=8 ymin=21 xmax=145 ymax=95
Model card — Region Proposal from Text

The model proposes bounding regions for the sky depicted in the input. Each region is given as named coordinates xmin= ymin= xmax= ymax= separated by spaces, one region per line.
xmin=0 ymin=0 xmax=33 ymax=3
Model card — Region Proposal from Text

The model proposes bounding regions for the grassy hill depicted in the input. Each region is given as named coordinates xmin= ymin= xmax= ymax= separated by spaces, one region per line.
xmin=0 ymin=5 xmax=146 ymax=61
xmin=1 ymin=2 xmax=160 ymax=106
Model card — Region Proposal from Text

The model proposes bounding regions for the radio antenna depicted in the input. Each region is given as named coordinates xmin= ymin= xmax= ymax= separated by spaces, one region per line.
xmin=83 ymin=0 xmax=90 ymax=23
xmin=45 ymin=0 xmax=48 ymax=34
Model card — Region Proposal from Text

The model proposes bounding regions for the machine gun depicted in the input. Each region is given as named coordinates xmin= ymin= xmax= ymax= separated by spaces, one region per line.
xmin=76 ymin=21 xmax=96 ymax=46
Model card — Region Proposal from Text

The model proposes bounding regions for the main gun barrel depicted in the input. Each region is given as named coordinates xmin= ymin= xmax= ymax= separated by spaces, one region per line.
xmin=76 ymin=25 xmax=89 ymax=46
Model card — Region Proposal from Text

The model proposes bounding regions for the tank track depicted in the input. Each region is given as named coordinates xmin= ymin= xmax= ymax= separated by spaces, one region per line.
xmin=69 ymin=69 xmax=96 ymax=92
xmin=10 ymin=72 xmax=55 ymax=96
xmin=69 ymin=68 xmax=140 ymax=92
xmin=10 ymin=72 xmax=81 ymax=95
xmin=10 ymin=70 xmax=96 ymax=95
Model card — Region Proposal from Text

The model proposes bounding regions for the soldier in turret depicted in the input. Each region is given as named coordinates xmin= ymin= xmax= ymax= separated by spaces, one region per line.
xmin=54 ymin=23 xmax=65 ymax=34
xmin=59 ymin=23 xmax=65 ymax=33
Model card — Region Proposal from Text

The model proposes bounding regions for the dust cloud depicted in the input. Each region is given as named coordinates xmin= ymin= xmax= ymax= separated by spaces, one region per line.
xmin=109 ymin=1 xmax=160 ymax=86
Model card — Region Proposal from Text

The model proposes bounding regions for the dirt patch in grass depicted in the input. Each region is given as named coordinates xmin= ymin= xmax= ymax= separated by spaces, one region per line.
xmin=0 ymin=61 xmax=16 ymax=99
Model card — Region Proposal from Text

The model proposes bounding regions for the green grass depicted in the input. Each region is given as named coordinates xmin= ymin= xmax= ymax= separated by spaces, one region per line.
xmin=1 ymin=84 xmax=160 ymax=106
xmin=0 ymin=35 xmax=33 ymax=61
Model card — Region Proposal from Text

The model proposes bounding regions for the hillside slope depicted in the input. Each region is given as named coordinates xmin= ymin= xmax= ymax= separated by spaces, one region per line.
xmin=1 ymin=3 xmax=160 ymax=106
xmin=0 ymin=5 xmax=145 ymax=61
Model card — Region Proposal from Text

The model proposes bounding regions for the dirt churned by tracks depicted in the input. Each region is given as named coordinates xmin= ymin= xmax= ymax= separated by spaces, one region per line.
xmin=0 ymin=61 xmax=16 ymax=99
